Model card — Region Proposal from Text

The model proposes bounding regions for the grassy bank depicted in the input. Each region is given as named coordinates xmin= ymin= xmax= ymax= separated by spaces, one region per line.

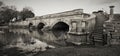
xmin=34 ymin=45 xmax=120 ymax=56
xmin=0 ymin=45 xmax=120 ymax=56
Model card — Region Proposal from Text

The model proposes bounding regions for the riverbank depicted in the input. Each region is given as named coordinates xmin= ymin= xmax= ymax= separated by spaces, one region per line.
xmin=35 ymin=45 xmax=120 ymax=56
xmin=0 ymin=45 xmax=120 ymax=56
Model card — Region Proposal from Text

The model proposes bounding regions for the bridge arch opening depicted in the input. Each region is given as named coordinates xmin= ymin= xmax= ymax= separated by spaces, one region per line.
xmin=37 ymin=23 xmax=45 ymax=30
xmin=52 ymin=22 xmax=69 ymax=31
xmin=28 ymin=23 xmax=33 ymax=28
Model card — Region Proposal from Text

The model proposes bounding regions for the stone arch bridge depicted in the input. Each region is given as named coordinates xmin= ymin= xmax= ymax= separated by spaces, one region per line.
xmin=9 ymin=9 xmax=96 ymax=34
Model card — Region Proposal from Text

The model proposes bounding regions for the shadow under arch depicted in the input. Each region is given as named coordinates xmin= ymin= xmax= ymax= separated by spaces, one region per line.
xmin=52 ymin=21 xmax=69 ymax=32
xmin=37 ymin=22 xmax=45 ymax=30
xmin=28 ymin=23 xmax=33 ymax=28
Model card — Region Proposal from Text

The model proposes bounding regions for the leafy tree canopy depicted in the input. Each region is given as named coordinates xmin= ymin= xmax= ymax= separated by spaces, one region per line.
xmin=20 ymin=7 xmax=35 ymax=20
xmin=0 ymin=1 xmax=18 ymax=24
xmin=0 ymin=1 xmax=35 ymax=24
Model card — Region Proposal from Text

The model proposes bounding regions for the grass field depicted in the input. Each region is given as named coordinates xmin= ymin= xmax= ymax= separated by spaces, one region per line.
xmin=0 ymin=45 xmax=120 ymax=56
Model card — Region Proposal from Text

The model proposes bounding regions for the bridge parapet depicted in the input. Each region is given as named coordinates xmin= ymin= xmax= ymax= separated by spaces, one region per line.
xmin=39 ymin=9 xmax=83 ymax=19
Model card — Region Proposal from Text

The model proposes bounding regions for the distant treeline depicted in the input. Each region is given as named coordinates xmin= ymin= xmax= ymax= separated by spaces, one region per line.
xmin=0 ymin=1 xmax=35 ymax=25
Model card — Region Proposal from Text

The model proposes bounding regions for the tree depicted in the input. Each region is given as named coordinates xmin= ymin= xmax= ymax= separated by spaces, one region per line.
xmin=20 ymin=7 xmax=35 ymax=20
xmin=0 ymin=8 xmax=18 ymax=23
xmin=0 ymin=1 xmax=3 ymax=6
xmin=0 ymin=1 xmax=18 ymax=24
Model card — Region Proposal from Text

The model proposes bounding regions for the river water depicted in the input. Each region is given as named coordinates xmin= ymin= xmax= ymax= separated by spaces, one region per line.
xmin=0 ymin=28 xmax=88 ymax=52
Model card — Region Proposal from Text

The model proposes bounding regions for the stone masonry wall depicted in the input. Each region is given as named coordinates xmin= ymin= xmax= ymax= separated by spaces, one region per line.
xmin=104 ymin=21 xmax=120 ymax=45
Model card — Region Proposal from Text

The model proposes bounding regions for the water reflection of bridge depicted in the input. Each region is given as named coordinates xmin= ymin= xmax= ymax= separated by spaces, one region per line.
xmin=8 ymin=29 xmax=88 ymax=46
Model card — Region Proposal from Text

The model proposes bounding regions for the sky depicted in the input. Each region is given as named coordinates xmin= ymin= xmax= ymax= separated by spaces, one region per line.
xmin=0 ymin=0 xmax=120 ymax=16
